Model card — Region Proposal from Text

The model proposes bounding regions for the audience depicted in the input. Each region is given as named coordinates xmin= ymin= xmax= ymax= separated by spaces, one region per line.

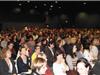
xmin=0 ymin=26 xmax=100 ymax=75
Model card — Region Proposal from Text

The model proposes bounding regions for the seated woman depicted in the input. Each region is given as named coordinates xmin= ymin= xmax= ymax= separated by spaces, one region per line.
xmin=53 ymin=50 xmax=69 ymax=75
xmin=31 ymin=57 xmax=47 ymax=75
xmin=76 ymin=58 xmax=92 ymax=75
xmin=17 ymin=47 xmax=32 ymax=74
xmin=0 ymin=48 xmax=16 ymax=75
xmin=31 ymin=45 xmax=41 ymax=64
xmin=37 ymin=52 xmax=54 ymax=75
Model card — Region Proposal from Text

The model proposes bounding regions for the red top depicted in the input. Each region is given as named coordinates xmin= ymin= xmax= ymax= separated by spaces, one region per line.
xmin=44 ymin=65 xmax=54 ymax=75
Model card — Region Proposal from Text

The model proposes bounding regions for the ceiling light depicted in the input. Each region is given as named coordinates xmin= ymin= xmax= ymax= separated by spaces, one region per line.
xmin=50 ymin=5 xmax=53 ymax=8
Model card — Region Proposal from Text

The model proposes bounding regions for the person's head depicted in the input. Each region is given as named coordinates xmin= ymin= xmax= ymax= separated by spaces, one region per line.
xmin=92 ymin=38 xmax=99 ymax=45
xmin=29 ymin=36 xmax=33 ymax=41
xmin=76 ymin=58 xmax=92 ymax=75
xmin=20 ymin=47 xmax=29 ymax=56
xmin=76 ymin=44 xmax=83 ymax=52
xmin=35 ymin=45 xmax=41 ymax=54
xmin=48 ymin=41 xmax=54 ymax=48
xmin=23 ymin=43 xmax=28 ymax=48
xmin=8 ymin=42 xmax=14 ymax=50
xmin=42 ymin=39 xmax=47 ymax=45
xmin=57 ymin=39 xmax=63 ymax=46
xmin=2 ymin=48 xmax=12 ymax=59
xmin=32 ymin=57 xmax=47 ymax=74
xmin=37 ymin=52 xmax=47 ymax=61
xmin=36 ymin=40 xmax=42 ymax=47
xmin=54 ymin=50 xmax=64 ymax=63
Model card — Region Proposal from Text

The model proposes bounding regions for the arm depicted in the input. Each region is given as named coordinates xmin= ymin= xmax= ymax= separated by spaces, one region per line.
xmin=66 ymin=55 xmax=74 ymax=70
xmin=61 ymin=58 xmax=69 ymax=72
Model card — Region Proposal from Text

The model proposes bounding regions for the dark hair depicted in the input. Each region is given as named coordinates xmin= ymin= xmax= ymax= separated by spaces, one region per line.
xmin=54 ymin=50 xmax=64 ymax=62
xmin=76 ymin=44 xmax=83 ymax=51
xmin=48 ymin=41 xmax=54 ymax=47
xmin=76 ymin=58 xmax=92 ymax=75
xmin=7 ymin=41 xmax=13 ymax=46
xmin=83 ymin=44 xmax=90 ymax=50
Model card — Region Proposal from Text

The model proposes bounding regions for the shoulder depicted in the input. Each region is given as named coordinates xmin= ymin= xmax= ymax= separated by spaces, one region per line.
xmin=17 ymin=56 xmax=22 ymax=62
xmin=53 ymin=62 xmax=58 ymax=67
xmin=0 ymin=59 xmax=5 ymax=63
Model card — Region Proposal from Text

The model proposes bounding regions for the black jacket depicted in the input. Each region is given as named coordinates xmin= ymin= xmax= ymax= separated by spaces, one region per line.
xmin=0 ymin=59 xmax=16 ymax=75
xmin=92 ymin=60 xmax=100 ymax=75
xmin=44 ymin=47 xmax=55 ymax=67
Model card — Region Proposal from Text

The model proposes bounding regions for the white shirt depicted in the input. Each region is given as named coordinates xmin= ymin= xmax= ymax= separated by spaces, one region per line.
xmin=53 ymin=63 xmax=67 ymax=75
xmin=83 ymin=49 xmax=92 ymax=63
xmin=66 ymin=55 xmax=74 ymax=70
xmin=90 ymin=45 xmax=98 ymax=60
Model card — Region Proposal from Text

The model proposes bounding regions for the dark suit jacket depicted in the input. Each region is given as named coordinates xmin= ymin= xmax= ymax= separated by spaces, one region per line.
xmin=44 ymin=47 xmax=55 ymax=67
xmin=17 ymin=56 xmax=30 ymax=74
xmin=92 ymin=60 xmax=100 ymax=75
xmin=0 ymin=59 xmax=16 ymax=75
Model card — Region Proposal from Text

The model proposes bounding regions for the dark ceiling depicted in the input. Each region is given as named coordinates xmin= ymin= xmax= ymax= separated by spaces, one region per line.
xmin=0 ymin=1 xmax=100 ymax=23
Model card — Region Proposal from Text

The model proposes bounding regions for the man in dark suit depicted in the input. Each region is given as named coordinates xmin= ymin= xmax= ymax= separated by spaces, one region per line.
xmin=92 ymin=52 xmax=100 ymax=75
xmin=44 ymin=41 xmax=55 ymax=68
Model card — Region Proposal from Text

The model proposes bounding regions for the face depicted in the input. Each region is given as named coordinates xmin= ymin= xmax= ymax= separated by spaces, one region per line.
xmin=77 ymin=62 xmax=89 ymax=75
xmin=43 ymin=40 xmax=47 ymax=45
xmin=38 ymin=62 xmax=47 ymax=74
xmin=6 ymin=50 xmax=11 ymax=58
xmin=37 ymin=42 xmax=42 ymax=46
xmin=21 ymin=48 xmax=27 ymax=56
xmin=73 ymin=45 xmax=77 ymax=53
xmin=50 ymin=43 xmax=54 ymax=48
xmin=8 ymin=43 xmax=14 ymax=49
xmin=35 ymin=47 xmax=40 ymax=54
xmin=25 ymin=49 xmax=29 ymax=56
xmin=29 ymin=37 xmax=33 ymax=41
xmin=57 ymin=54 xmax=63 ymax=62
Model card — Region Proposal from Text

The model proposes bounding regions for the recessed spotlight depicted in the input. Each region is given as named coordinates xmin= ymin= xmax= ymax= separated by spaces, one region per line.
xmin=65 ymin=20 xmax=68 ymax=23
xmin=83 ymin=2 xmax=87 ymax=5
xmin=50 ymin=5 xmax=53 ymax=8
xmin=44 ymin=11 xmax=49 ymax=15
xmin=47 ymin=25 xmax=49 ymax=28
xmin=49 ymin=8 xmax=52 ymax=11
xmin=13 ymin=8 xmax=21 ymax=13
xmin=35 ymin=5 xmax=37 ymax=8
xmin=43 ymin=3 xmax=47 ymax=6
xmin=59 ymin=6 xmax=61 ymax=9
xmin=30 ymin=9 xmax=35 ymax=14
xmin=19 ymin=3 xmax=22 ymax=6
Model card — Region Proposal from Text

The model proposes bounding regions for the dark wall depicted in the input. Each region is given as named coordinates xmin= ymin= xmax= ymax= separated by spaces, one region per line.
xmin=0 ymin=23 xmax=2 ymax=32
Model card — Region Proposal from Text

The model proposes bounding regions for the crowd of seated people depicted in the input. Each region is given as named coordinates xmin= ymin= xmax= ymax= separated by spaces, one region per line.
xmin=0 ymin=26 xmax=100 ymax=75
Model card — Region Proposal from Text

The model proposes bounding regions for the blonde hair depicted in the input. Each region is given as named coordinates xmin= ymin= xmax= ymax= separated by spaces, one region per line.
xmin=31 ymin=57 xmax=46 ymax=70
xmin=37 ymin=52 xmax=47 ymax=60
xmin=1 ymin=48 xmax=11 ymax=59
